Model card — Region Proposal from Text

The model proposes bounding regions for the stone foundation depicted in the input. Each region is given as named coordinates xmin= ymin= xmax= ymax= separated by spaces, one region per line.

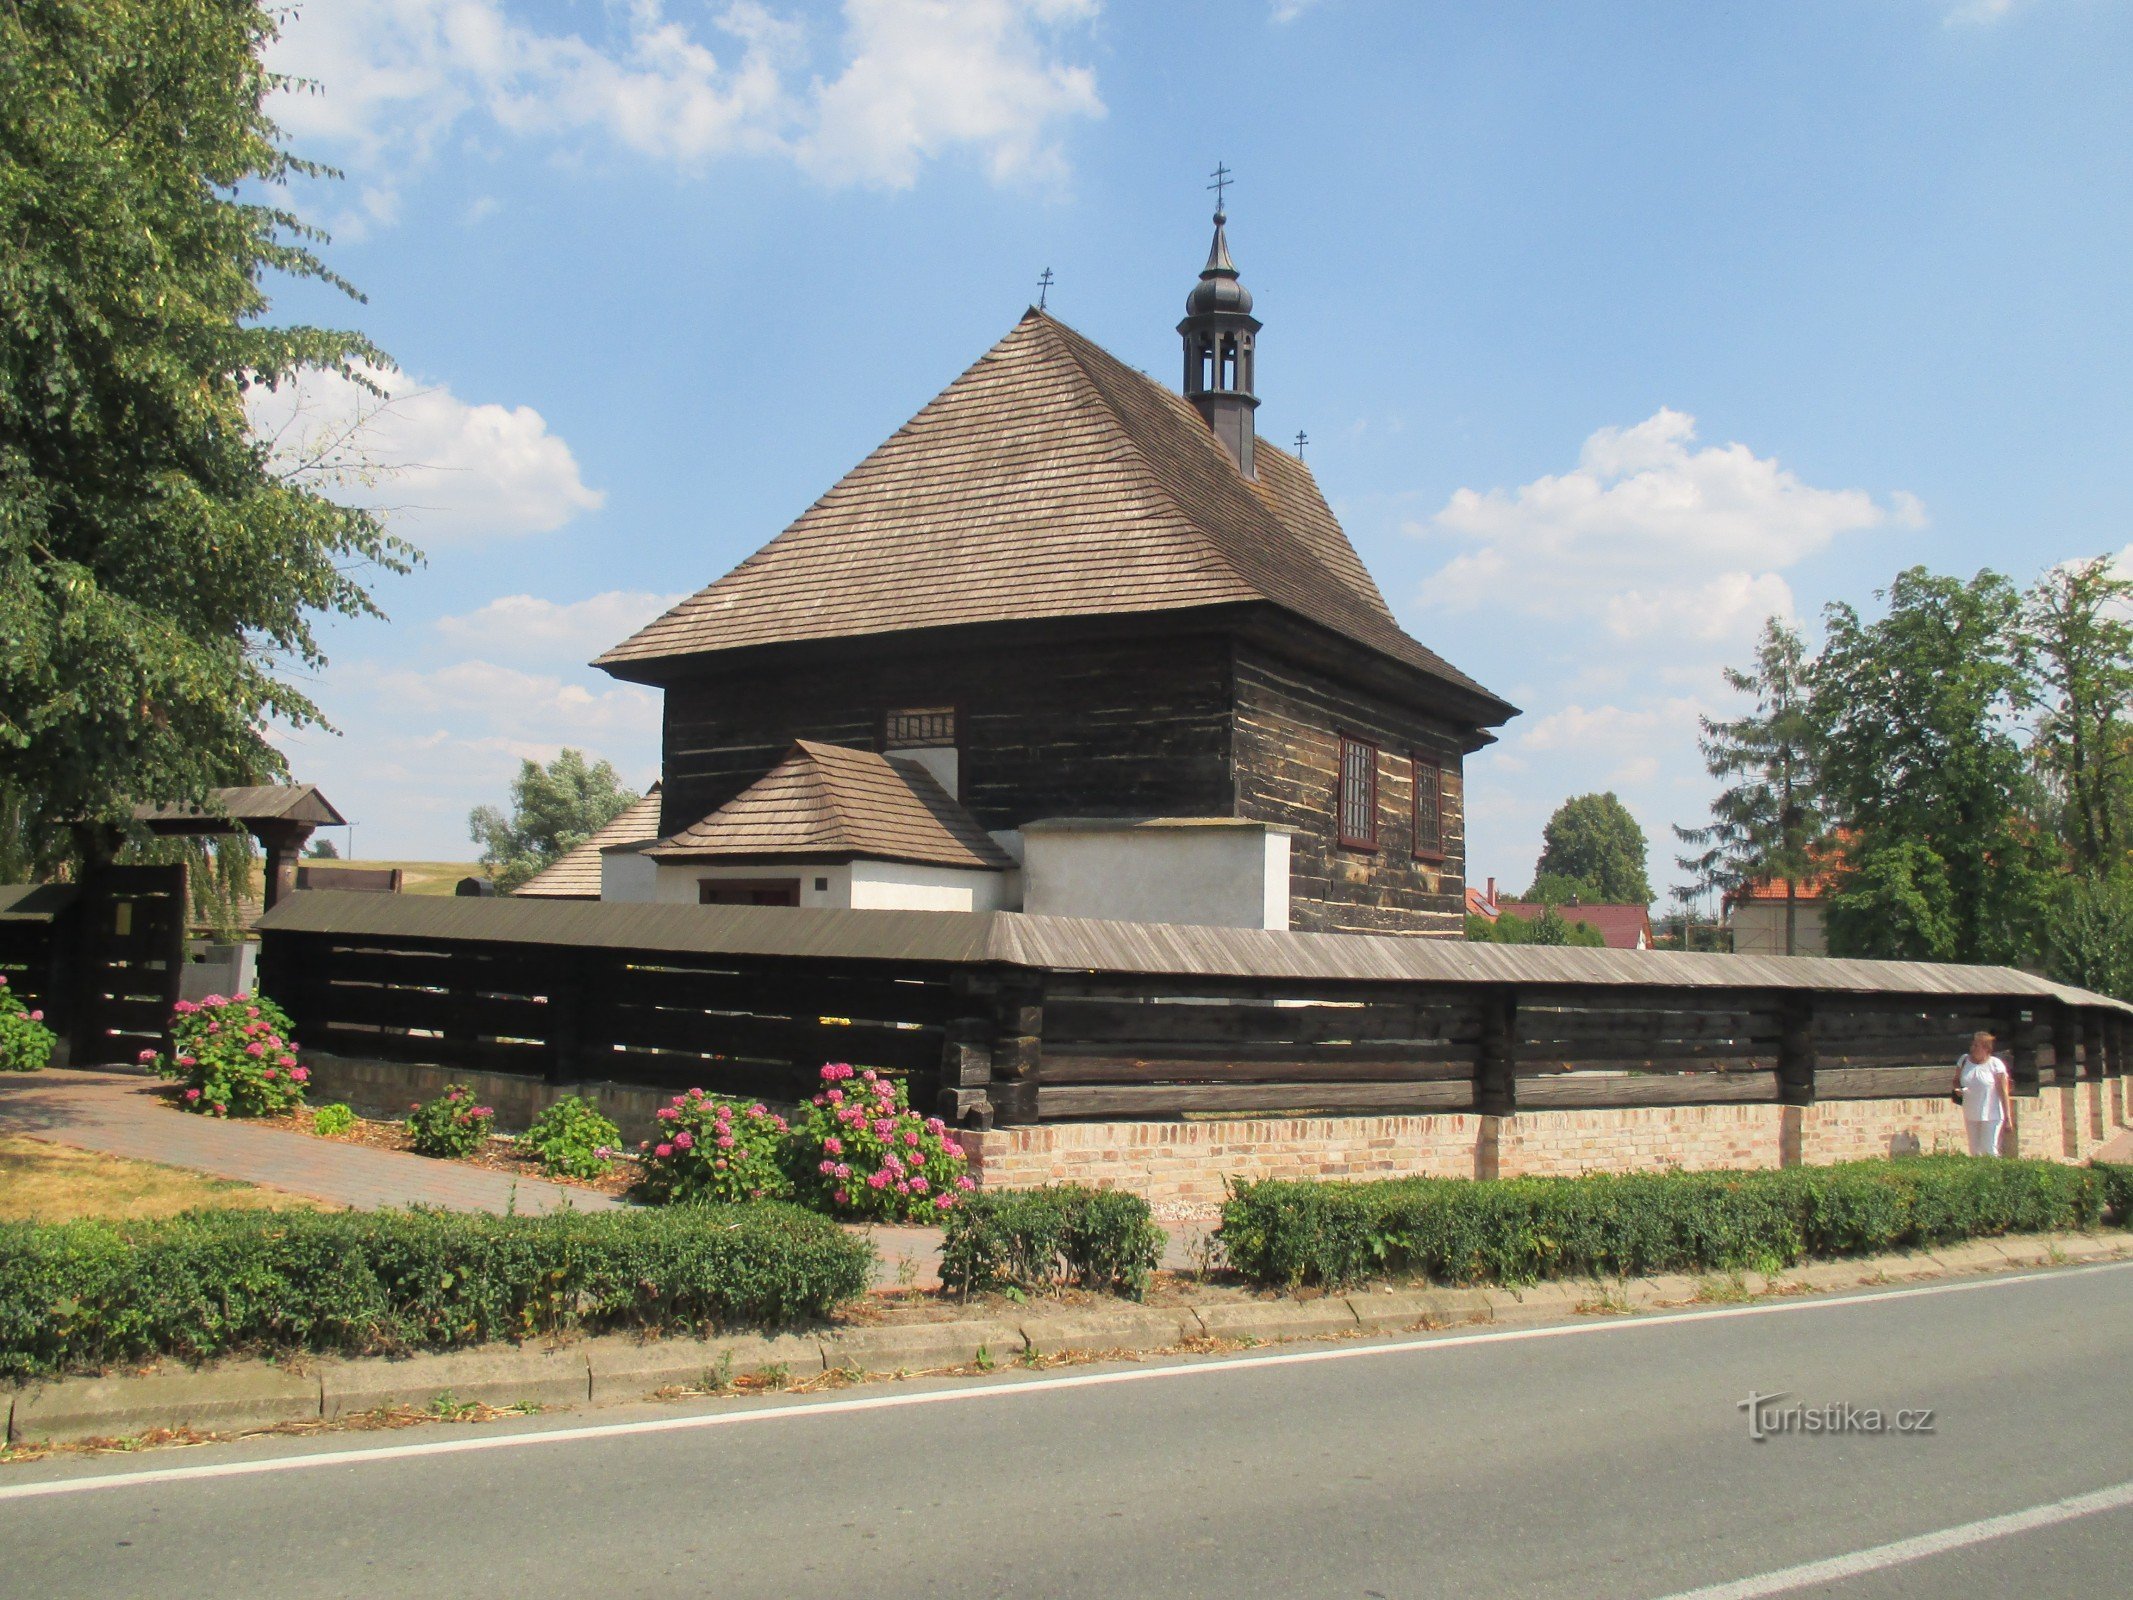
xmin=967 ymin=1084 xmax=2128 ymax=1206
xmin=296 ymin=1052 xmax=671 ymax=1141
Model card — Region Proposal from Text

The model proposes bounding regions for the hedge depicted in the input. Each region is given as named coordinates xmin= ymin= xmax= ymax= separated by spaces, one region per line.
xmin=940 ymin=1186 xmax=1166 ymax=1301
xmin=2100 ymin=1162 xmax=2133 ymax=1227
xmin=1218 ymin=1157 xmax=2120 ymax=1291
xmin=0 ymin=1202 xmax=874 ymax=1381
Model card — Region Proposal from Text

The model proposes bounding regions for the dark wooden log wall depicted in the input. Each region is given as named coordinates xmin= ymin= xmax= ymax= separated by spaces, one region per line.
xmin=657 ymin=628 xmax=1236 ymax=839
xmin=258 ymin=929 xmax=2128 ymax=1131
xmin=999 ymin=974 xmax=2122 ymax=1125
xmin=260 ymin=929 xmax=962 ymax=1106
xmin=1230 ymin=643 xmax=1468 ymax=937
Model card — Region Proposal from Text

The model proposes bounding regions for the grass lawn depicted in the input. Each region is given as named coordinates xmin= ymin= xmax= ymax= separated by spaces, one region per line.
xmin=0 ymin=1135 xmax=316 ymax=1223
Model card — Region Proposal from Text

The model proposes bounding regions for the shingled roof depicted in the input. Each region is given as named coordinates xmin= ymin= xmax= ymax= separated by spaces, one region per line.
xmin=646 ymin=741 xmax=1013 ymax=872
xmin=596 ymin=311 xmax=1507 ymax=717
xmin=515 ymin=786 xmax=664 ymax=900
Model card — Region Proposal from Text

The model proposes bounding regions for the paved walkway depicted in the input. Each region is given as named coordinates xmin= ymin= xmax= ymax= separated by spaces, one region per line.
xmin=0 ymin=1070 xmax=1203 ymax=1285
xmin=0 ymin=1069 xmax=618 ymax=1215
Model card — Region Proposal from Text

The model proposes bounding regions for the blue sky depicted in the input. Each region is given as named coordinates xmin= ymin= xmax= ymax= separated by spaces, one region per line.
xmin=257 ymin=0 xmax=2133 ymax=895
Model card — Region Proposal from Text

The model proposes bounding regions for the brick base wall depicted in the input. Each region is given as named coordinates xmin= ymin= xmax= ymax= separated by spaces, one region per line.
xmin=1800 ymin=1096 xmax=1971 ymax=1163
xmin=967 ymin=1087 xmax=2117 ymax=1206
xmin=964 ymin=1115 xmax=1484 ymax=1207
xmin=1492 ymin=1105 xmax=1786 ymax=1178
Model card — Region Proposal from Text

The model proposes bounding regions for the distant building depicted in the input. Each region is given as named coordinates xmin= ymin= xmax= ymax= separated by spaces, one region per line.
xmin=1465 ymin=877 xmax=1502 ymax=920
xmin=1727 ymin=874 xmax=1832 ymax=956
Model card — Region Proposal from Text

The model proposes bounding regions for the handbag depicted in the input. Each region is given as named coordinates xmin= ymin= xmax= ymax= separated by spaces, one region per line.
xmin=1949 ymin=1060 xmax=1964 ymax=1108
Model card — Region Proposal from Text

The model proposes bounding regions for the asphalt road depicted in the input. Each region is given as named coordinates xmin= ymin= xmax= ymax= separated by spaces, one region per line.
xmin=5 ymin=1263 xmax=2131 ymax=1599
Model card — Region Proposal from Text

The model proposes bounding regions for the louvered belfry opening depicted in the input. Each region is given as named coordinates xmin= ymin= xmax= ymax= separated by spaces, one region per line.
xmin=1178 ymin=206 xmax=1261 ymax=478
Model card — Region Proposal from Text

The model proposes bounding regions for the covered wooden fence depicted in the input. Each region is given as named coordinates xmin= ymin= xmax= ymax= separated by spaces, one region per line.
xmin=0 ymin=867 xmax=187 ymax=1065
xmin=253 ymin=894 xmax=2131 ymax=1129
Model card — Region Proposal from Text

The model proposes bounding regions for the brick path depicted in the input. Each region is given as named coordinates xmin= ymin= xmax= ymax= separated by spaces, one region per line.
xmin=0 ymin=1069 xmax=618 ymax=1215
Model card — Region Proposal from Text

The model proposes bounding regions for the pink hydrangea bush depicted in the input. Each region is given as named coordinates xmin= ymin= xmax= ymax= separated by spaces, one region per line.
xmin=634 ymin=1089 xmax=791 ymax=1204
xmin=789 ymin=1063 xmax=974 ymax=1222
xmin=408 ymin=1085 xmax=495 ymax=1158
xmin=0 ymin=974 xmax=56 ymax=1073
xmin=147 ymin=992 xmax=308 ymax=1117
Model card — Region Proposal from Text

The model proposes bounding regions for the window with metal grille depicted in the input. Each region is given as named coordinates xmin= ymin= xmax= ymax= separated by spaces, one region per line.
xmin=885 ymin=707 xmax=956 ymax=748
xmin=1413 ymin=756 xmax=1444 ymax=859
xmin=1338 ymin=735 xmax=1378 ymax=850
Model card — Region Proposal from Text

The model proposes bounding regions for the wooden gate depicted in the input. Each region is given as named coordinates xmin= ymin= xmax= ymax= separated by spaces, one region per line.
xmin=68 ymin=865 xmax=187 ymax=1066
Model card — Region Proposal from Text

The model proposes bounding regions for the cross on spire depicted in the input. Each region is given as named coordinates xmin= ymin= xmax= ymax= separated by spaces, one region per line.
xmin=1036 ymin=266 xmax=1054 ymax=310
xmin=1207 ymin=161 xmax=1232 ymax=213
xmin=1293 ymin=429 xmax=1308 ymax=459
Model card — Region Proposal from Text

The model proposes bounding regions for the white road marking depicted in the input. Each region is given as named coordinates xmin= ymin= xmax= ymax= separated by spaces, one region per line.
xmin=0 ymin=1258 xmax=2125 ymax=1505
xmin=1650 ymin=1477 xmax=2133 ymax=1599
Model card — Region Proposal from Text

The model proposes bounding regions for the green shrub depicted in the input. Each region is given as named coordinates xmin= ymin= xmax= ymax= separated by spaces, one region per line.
xmin=940 ymin=1186 xmax=1166 ymax=1300
xmin=788 ymin=1063 xmax=973 ymax=1221
xmin=408 ymin=1085 xmax=494 ymax=1158
xmin=1218 ymin=1157 xmax=2110 ymax=1290
xmin=2096 ymin=1161 xmax=2133 ymax=1226
xmin=148 ymin=992 xmax=307 ymax=1115
xmin=0 ymin=1202 xmax=874 ymax=1381
xmin=634 ymin=1089 xmax=790 ymax=1203
xmin=0 ymin=974 xmax=55 ymax=1071
xmin=519 ymin=1095 xmax=621 ymax=1180
xmin=311 ymin=1103 xmax=355 ymax=1138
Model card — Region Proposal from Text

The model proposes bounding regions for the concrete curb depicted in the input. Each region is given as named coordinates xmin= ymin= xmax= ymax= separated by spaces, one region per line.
xmin=7 ymin=1230 xmax=2128 ymax=1447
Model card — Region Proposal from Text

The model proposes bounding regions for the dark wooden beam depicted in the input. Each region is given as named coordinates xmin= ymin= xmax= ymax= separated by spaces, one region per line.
xmin=1777 ymin=995 xmax=1815 ymax=1107
xmin=1476 ymin=988 xmax=1517 ymax=1117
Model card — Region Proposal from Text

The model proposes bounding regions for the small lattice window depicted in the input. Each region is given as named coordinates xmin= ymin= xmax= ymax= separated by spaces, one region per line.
xmin=1339 ymin=736 xmax=1378 ymax=850
xmin=1413 ymin=756 xmax=1444 ymax=859
xmin=885 ymin=707 xmax=956 ymax=749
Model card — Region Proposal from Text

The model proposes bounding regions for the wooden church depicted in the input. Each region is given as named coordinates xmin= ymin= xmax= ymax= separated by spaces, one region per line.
xmin=573 ymin=206 xmax=1517 ymax=937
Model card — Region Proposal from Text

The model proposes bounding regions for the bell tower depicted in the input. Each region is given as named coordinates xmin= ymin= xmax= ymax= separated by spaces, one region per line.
xmin=1177 ymin=165 xmax=1260 ymax=478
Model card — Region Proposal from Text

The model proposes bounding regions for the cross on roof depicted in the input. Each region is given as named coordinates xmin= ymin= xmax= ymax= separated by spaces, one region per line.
xmin=1207 ymin=162 xmax=1232 ymax=212
xmin=1293 ymin=429 xmax=1309 ymax=459
xmin=1036 ymin=266 xmax=1054 ymax=309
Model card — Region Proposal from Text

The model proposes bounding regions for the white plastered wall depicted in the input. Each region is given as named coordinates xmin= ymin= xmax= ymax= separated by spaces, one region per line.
xmin=640 ymin=858 xmax=1008 ymax=912
xmin=1020 ymin=819 xmax=1292 ymax=930
xmin=599 ymin=846 xmax=658 ymax=903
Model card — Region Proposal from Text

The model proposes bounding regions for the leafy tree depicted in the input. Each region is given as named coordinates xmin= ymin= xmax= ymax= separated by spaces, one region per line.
xmin=0 ymin=0 xmax=413 ymax=869
xmin=1813 ymin=568 xmax=2044 ymax=964
xmin=1468 ymin=906 xmax=1606 ymax=948
xmin=306 ymin=837 xmax=338 ymax=859
xmin=1523 ymin=870 xmax=1601 ymax=906
xmin=1674 ymin=618 xmax=1826 ymax=954
xmin=2020 ymin=557 xmax=2133 ymax=876
xmin=2045 ymin=874 xmax=2133 ymax=1002
xmin=1534 ymin=793 xmax=1652 ymax=905
xmin=470 ymin=750 xmax=636 ymax=891
xmin=1823 ymin=840 xmax=1958 ymax=964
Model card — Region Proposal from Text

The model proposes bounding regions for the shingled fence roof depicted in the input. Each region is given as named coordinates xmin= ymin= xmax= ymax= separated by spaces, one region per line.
xmin=596 ymin=310 xmax=1511 ymax=721
xmin=254 ymin=892 xmax=2131 ymax=1015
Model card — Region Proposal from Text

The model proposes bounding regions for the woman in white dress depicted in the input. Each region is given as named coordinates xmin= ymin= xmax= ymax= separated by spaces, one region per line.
xmin=1955 ymin=1031 xmax=2011 ymax=1157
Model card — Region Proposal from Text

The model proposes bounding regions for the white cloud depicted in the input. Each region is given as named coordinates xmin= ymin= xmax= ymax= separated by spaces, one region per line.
xmin=1603 ymin=572 xmax=1798 ymax=645
xmin=1269 ymin=0 xmax=1326 ymax=20
xmin=374 ymin=660 xmax=662 ymax=740
xmin=436 ymin=591 xmax=687 ymax=662
xmin=247 ymin=363 xmax=604 ymax=541
xmin=800 ymin=0 xmax=1104 ymax=187
xmin=1946 ymin=0 xmax=2018 ymax=23
xmin=1517 ymin=697 xmax=1707 ymax=755
xmin=268 ymin=0 xmax=1104 ymax=225
xmin=1414 ymin=407 xmax=1921 ymax=645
